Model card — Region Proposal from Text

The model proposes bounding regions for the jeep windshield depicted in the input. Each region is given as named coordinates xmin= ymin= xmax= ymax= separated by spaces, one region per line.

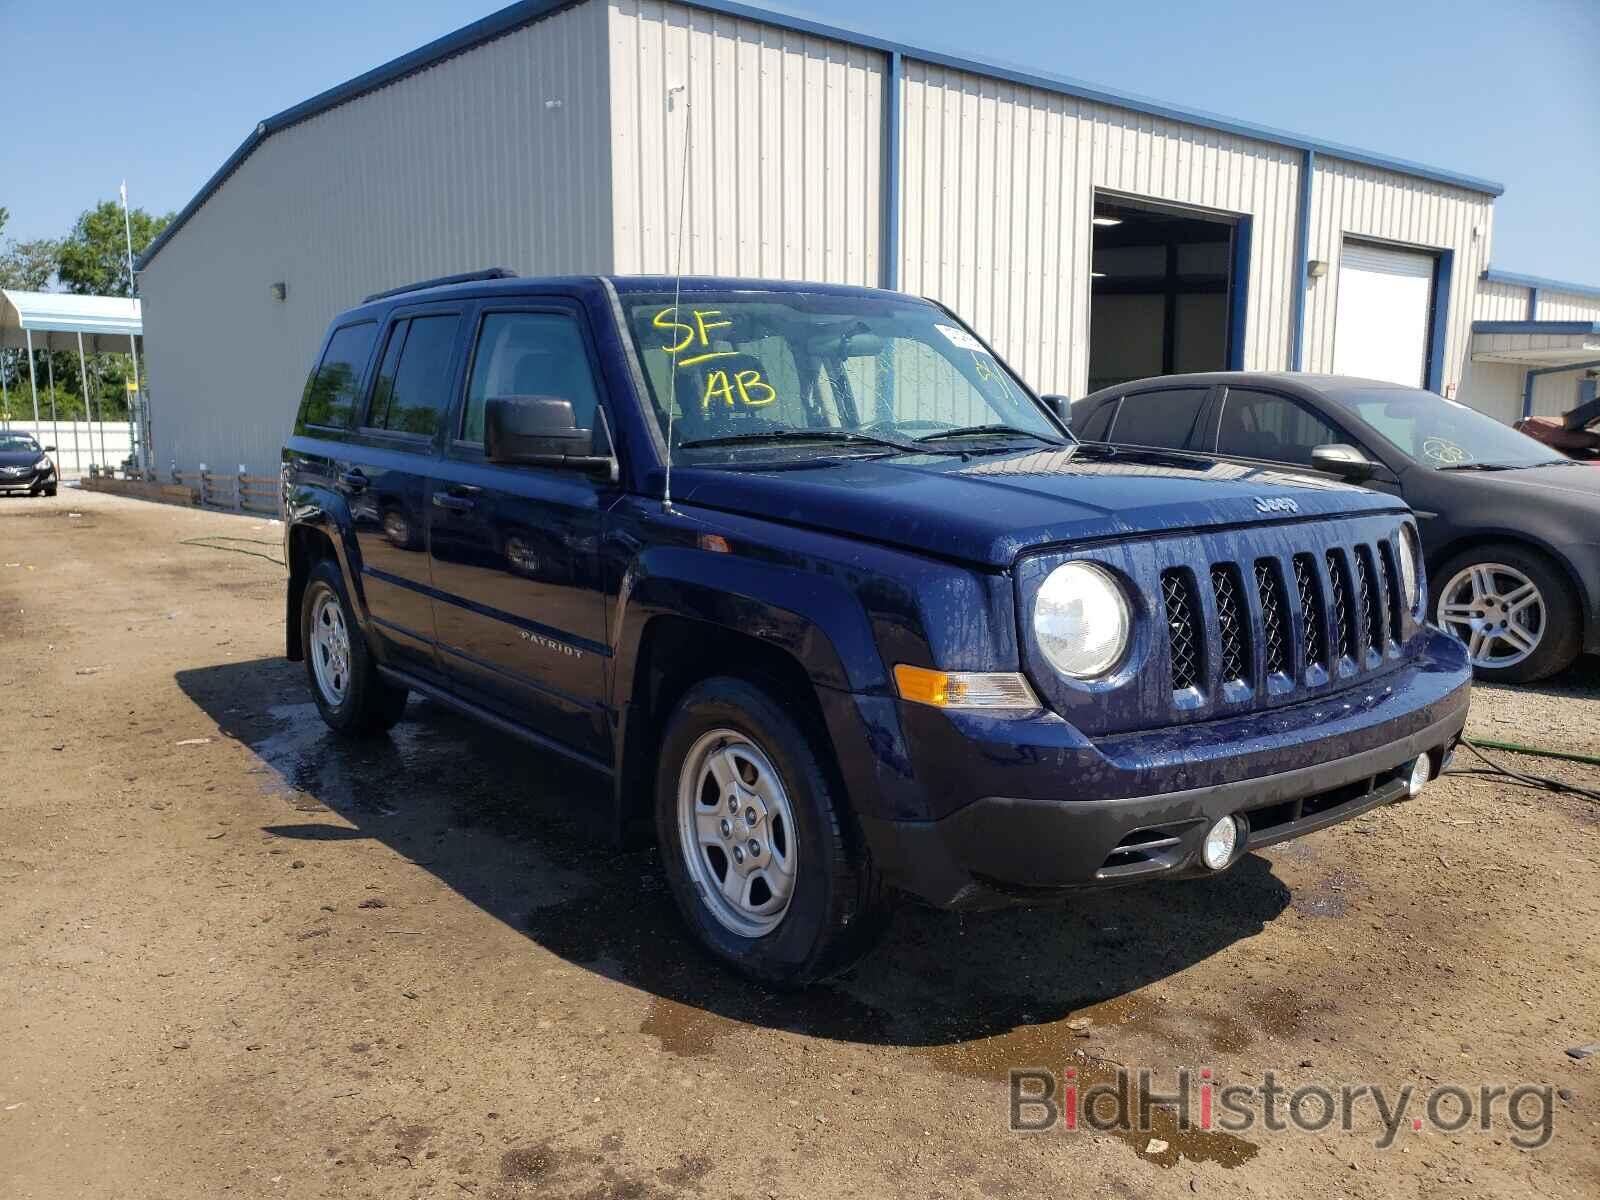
xmin=619 ymin=290 xmax=1065 ymax=461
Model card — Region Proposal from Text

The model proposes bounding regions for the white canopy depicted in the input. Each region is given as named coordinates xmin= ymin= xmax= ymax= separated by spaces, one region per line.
xmin=0 ymin=289 xmax=142 ymax=353
xmin=1470 ymin=320 xmax=1600 ymax=368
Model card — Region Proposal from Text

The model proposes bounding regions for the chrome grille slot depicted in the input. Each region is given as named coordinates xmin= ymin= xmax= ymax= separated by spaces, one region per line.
xmin=1378 ymin=538 xmax=1404 ymax=646
xmin=1355 ymin=544 xmax=1383 ymax=656
xmin=1325 ymin=549 xmax=1356 ymax=663
xmin=1293 ymin=552 xmax=1326 ymax=672
xmin=1162 ymin=569 xmax=1201 ymax=693
xmin=1254 ymin=559 xmax=1290 ymax=677
xmin=1210 ymin=564 xmax=1250 ymax=685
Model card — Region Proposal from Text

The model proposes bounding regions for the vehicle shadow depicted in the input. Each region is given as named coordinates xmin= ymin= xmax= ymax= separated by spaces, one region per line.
xmin=176 ymin=657 xmax=1292 ymax=1047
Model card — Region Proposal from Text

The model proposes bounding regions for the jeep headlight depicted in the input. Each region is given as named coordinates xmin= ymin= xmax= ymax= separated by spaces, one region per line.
xmin=1033 ymin=561 xmax=1131 ymax=679
xmin=1399 ymin=525 xmax=1421 ymax=612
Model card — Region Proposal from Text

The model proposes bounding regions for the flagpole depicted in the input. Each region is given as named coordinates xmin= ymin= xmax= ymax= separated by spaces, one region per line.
xmin=119 ymin=181 xmax=142 ymax=474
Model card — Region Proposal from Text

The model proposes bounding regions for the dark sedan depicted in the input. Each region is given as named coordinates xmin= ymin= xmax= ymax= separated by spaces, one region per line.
xmin=0 ymin=432 xmax=57 ymax=497
xmin=1070 ymin=372 xmax=1600 ymax=683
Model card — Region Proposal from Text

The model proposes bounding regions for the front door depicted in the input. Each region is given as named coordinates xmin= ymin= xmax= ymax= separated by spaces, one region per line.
xmin=343 ymin=305 xmax=464 ymax=673
xmin=426 ymin=302 xmax=615 ymax=763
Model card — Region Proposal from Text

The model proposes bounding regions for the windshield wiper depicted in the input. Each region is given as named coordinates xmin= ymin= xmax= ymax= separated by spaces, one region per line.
xmin=677 ymin=429 xmax=938 ymax=454
xmin=915 ymin=423 xmax=1067 ymax=446
xmin=1434 ymin=462 xmax=1519 ymax=472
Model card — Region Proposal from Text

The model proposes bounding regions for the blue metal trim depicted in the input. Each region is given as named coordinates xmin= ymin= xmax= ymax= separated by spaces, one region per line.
xmin=1289 ymin=149 xmax=1314 ymax=371
xmin=1425 ymin=249 xmax=1453 ymax=394
xmin=138 ymin=0 xmax=1507 ymax=272
xmin=1227 ymin=214 xmax=1252 ymax=371
xmin=882 ymin=50 xmax=902 ymax=291
xmin=1471 ymin=320 xmax=1600 ymax=336
xmin=1521 ymin=359 xmax=1600 ymax=420
xmin=1527 ymin=287 xmax=1538 ymax=321
xmin=1482 ymin=269 xmax=1600 ymax=301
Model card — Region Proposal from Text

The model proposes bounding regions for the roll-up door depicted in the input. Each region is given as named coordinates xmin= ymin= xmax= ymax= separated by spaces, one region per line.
xmin=1332 ymin=241 xmax=1436 ymax=387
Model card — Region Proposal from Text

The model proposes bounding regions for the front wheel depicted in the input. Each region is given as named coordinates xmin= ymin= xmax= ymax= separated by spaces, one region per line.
xmin=1433 ymin=543 xmax=1581 ymax=684
xmin=655 ymin=676 xmax=890 ymax=986
xmin=300 ymin=559 xmax=409 ymax=735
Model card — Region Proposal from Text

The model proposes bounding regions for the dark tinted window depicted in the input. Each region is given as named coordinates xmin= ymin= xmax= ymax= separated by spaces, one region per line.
xmin=1075 ymin=398 xmax=1119 ymax=442
xmin=301 ymin=322 xmax=377 ymax=429
xmin=462 ymin=312 xmax=601 ymax=444
xmin=365 ymin=315 xmax=459 ymax=436
xmin=1116 ymin=387 xmax=1211 ymax=450
xmin=1216 ymin=387 xmax=1342 ymax=466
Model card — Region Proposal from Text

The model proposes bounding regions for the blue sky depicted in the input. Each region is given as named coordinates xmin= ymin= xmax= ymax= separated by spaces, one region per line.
xmin=4 ymin=0 xmax=1596 ymax=283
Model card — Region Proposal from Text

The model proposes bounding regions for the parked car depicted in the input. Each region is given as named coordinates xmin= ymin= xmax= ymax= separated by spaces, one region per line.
xmin=1071 ymin=373 xmax=1600 ymax=683
xmin=0 ymin=432 xmax=57 ymax=496
xmin=283 ymin=276 xmax=1470 ymax=984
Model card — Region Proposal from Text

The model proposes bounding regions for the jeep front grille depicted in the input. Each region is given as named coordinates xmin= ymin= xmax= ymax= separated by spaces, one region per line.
xmin=1292 ymin=553 xmax=1326 ymax=672
xmin=1022 ymin=516 xmax=1421 ymax=737
xmin=1162 ymin=570 xmax=1201 ymax=692
xmin=1326 ymin=549 xmax=1356 ymax=663
xmin=1254 ymin=560 xmax=1290 ymax=677
xmin=1211 ymin=564 xmax=1250 ymax=685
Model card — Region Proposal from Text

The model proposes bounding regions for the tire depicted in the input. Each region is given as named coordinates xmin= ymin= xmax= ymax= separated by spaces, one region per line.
xmin=43 ymin=486 xmax=56 ymax=497
xmin=1432 ymin=542 xmax=1581 ymax=684
xmin=654 ymin=676 xmax=890 ymax=987
xmin=300 ymin=558 xmax=409 ymax=735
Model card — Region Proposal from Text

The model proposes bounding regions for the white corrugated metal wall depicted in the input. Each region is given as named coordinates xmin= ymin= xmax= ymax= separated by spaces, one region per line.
xmin=142 ymin=0 xmax=614 ymax=477
xmin=1458 ymin=281 xmax=1600 ymax=423
xmin=1300 ymin=156 xmax=1493 ymax=397
xmin=607 ymin=0 xmax=884 ymax=284
xmin=1539 ymin=289 xmax=1600 ymax=323
xmin=897 ymin=61 xmax=1301 ymax=398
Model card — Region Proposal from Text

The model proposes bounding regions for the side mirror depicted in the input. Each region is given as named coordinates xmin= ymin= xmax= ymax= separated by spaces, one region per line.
xmin=1311 ymin=443 xmax=1378 ymax=482
xmin=485 ymin=395 xmax=616 ymax=479
xmin=43 ymin=445 xmax=56 ymax=452
xmin=1040 ymin=394 xmax=1069 ymax=424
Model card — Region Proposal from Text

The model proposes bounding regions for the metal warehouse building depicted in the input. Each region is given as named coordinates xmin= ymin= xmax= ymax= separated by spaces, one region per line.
xmin=137 ymin=0 xmax=1600 ymax=476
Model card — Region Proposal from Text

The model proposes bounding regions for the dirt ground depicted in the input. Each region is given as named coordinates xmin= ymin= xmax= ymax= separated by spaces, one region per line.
xmin=2 ymin=489 xmax=1597 ymax=1200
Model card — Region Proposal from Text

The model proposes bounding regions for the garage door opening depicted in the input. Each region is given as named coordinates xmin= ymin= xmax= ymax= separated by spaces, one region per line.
xmin=1087 ymin=196 xmax=1247 ymax=393
xmin=1332 ymin=239 xmax=1440 ymax=388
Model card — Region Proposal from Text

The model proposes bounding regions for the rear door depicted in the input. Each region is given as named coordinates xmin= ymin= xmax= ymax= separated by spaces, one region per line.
xmin=1105 ymin=384 xmax=1217 ymax=452
xmin=342 ymin=303 xmax=465 ymax=673
xmin=426 ymin=299 xmax=616 ymax=763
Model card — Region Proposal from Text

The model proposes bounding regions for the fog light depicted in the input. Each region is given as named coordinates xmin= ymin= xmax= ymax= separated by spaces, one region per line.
xmin=1202 ymin=816 xmax=1239 ymax=871
xmin=1407 ymin=754 xmax=1431 ymax=798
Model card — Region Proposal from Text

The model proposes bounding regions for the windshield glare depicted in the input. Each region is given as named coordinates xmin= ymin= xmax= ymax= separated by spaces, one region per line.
xmin=0 ymin=434 xmax=40 ymax=453
xmin=1341 ymin=388 xmax=1564 ymax=469
xmin=620 ymin=292 xmax=1060 ymax=459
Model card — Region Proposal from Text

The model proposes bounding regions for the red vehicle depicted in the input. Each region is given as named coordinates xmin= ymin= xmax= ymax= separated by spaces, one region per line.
xmin=1515 ymin=395 xmax=1600 ymax=463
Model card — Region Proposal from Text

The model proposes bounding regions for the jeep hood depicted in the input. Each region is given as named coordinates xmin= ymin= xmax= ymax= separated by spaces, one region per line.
xmin=671 ymin=445 xmax=1403 ymax=567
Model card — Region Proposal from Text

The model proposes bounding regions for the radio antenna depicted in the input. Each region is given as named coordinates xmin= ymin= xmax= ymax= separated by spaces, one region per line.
xmin=662 ymin=82 xmax=691 ymax=514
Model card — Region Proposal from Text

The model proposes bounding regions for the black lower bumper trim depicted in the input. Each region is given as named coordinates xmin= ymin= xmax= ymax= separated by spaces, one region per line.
xmin=860 ymin=705 xmax=1467 ymax=910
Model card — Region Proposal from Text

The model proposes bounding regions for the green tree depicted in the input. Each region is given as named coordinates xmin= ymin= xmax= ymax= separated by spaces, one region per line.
xmin=0 ymin=237 xmax=57 ymax=290
xmin=56 ymin=200 xmax=173 ymax=296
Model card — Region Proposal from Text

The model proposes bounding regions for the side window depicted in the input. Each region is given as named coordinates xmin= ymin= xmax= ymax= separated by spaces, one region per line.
xmin=1216 ymin=388 xmax=1342 ymax=466
xmin=462 ymin=312 xmax=601 ymax=445
xmin=1116 ymin=387 xmax=1211 ymax=451
xmin=301 ymin=322 xmax=377 ymax=430
xmin=1075 ymin=398 xmax=1119 ymax=442
xmin=364 ymin=314 xmax=459 ymax=437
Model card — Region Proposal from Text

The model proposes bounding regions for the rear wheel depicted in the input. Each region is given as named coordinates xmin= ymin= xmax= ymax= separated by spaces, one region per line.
xmin=655 ymin=676 xmax=890 ymax=986
xmin=1433 ymin=543 xmax=1580 ymax=683
xmin=300 ymin=558 xmax=409 ymax=735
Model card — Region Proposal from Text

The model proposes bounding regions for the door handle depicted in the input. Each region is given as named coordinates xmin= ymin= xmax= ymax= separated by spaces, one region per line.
xmin=432 ymin=493 xmax=477 ymax=512
xmin=337 ymin=468 xmax=368 ymax=493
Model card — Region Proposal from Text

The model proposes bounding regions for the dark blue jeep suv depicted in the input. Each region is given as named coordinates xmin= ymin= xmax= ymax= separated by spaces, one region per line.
xmin=283 ymin=272 xmax=1472 ymax=984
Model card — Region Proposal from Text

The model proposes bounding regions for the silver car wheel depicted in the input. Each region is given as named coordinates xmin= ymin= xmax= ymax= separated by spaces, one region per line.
xmin=309 ymin=589 xmax=353 ymax=705
xmin=676 ymin=728 xmax=798 ymax=938
xmin=1438 ymin=562 xmax=1545 ymax=670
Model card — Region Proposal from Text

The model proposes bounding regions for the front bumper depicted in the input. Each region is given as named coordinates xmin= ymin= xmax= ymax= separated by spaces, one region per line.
xmin=0 ymin=465 xmax=53 ymax=491
xmin=855 ymin=628 xmax=1471 ymax=909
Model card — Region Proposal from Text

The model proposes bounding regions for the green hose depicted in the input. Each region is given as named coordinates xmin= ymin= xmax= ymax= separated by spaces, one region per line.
xmin=1463 ymin=737 xmax=1600 ymax=769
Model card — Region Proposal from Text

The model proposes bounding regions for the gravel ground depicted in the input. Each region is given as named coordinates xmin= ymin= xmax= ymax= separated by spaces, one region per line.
xmin=1 ymin=489 xmax=1597 ymax=1199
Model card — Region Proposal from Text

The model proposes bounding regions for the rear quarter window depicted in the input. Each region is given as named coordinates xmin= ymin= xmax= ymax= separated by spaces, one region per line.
xmin=299 ymin=321 xmax=378 ymax=431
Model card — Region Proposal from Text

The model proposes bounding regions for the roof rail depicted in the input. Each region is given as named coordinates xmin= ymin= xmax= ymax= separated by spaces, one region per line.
xmin=362 ymin=267 xmax=517 ymax=304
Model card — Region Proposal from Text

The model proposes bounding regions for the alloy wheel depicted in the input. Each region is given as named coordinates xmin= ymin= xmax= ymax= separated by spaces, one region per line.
xmin=1438 ymin=562 xmax=1545 ymax=670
